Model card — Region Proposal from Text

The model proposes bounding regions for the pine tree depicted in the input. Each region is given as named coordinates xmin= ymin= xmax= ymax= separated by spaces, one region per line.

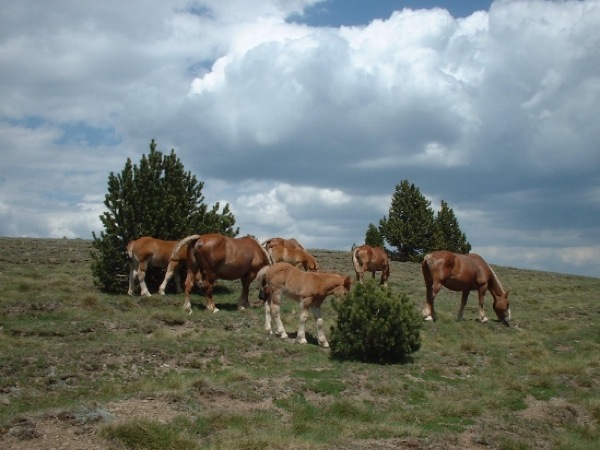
xmin=364 ymin=223 xmax=385 ymax=247
xmin=379 ymin=180 xmax=435 ymax=262
xmin=434 ymin=200 xmax=471 ymax=254
xmin=330 ymin=281 xmax=422 ymax=364
xmin=91 ymin=139 xmax=238 ymax=292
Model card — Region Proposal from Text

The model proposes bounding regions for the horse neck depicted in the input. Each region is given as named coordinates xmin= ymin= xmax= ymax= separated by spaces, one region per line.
xmin=488 ymin=267 xmax=506 ymax=299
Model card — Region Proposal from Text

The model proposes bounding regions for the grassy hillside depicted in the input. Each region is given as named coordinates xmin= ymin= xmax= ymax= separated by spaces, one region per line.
xmin=1 ymin=237 xmax=599 ymax=449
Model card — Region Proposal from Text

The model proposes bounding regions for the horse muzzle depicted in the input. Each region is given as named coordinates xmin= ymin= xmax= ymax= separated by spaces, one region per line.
xmin=501 ymin=308 xmax=511 ymax=327
xmin=258 ymin=287 xmax=269 ymax=301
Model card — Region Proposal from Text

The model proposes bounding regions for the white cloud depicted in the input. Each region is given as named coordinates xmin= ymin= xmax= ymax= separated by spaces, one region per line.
xmin=1 ymin=0 xmax=599 ymax=278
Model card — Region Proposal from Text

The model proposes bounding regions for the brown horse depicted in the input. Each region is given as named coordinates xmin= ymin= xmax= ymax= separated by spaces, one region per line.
xmin=352 ymin=244 xmax=390 ymax=286
xmin=127 ymin=236 xmax=187 ymax=296
xmin=267 ymin=245 xmax=320 ymax=271
xmin=262 ymin=237 xmax=305 ymax=251
xmin=421 ymin=251 xmax=510 ymax=325
xmin=257 ymin=262 xmax=352 ymax=347
xmin=174 ymin=233 xmax=271 ymax=314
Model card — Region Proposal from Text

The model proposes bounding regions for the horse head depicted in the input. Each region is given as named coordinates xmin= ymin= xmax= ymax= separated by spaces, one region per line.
xmin=493 ymin=290 xmax=511 ymax=326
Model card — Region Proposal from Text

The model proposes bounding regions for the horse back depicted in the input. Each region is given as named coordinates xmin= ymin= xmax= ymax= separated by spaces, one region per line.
xmin=263 ymin=237 xmax=305 ymax=251
xmin=354 ymin=245 xmax=388 ymax=271
xmin=268 ymin=244 xmax=317 ymax=270
xmin=424 ymin=251 xmax=492 ymax=291
xmin=129 ymin=236 xmax=178 ymax=268
xmin=197 ymin=234 xmax=268 ymax=279
xmin=371 ymin=247 xmax=389 ymax=270
xmin=463 ymin=253 xmax=495 ymax=285
xmin=266 ymin=262 xmax=350 ymax=301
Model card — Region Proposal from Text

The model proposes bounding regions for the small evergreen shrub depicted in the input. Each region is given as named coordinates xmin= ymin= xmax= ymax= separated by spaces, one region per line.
xmin=330 ymin=281 xmax=422 ymax=364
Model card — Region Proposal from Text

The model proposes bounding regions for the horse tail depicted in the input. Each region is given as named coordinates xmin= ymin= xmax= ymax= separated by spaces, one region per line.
xmin=256 ymin=265 xmax=270 ymax=286
xmin=352 ymin=247 xmax=360 ymax=271
xmin=126 ymin=240 xmax=135 ymax=259
xmin=172 ymin=234 xmax=201 ymax=261
xmin=421 ymin=253 xmax=434 ymax=285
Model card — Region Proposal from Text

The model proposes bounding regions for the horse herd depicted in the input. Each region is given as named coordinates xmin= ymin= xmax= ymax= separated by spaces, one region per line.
xmin=127 ymin=234 xmax=511 ymax=348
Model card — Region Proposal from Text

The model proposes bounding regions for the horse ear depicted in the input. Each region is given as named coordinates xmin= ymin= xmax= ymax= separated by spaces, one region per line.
xmin=505 ymin=289 xmax=510 ymax=298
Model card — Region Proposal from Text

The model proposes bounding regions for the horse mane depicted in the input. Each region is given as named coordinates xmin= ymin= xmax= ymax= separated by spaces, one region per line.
xmin=489 ymin=266 xmax=506 ymax=295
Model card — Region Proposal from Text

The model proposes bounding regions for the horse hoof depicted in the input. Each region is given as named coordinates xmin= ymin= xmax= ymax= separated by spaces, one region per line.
xmin=424 ymin=316 xmax=434 ymax=322
xmin=481 ymin=317 xmax=489 ymax=323
xmin=297 ymin=338 xmax=307 ymax=344
xmin=319 ymin=341 xmax=330 ymax=348
xmin=237 ymin=306 xmax=246 ymax=311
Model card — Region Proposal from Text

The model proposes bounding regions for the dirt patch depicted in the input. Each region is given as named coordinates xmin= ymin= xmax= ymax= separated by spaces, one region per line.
xmin=1 ymin=388 xmax=277 ymax=450
xmin=518 ymin=395 xmax=588 ymax=428
xmin=0 ymin=397 xmax=184 ymax=450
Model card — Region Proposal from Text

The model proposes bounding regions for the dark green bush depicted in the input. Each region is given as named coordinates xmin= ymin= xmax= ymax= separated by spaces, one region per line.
xmin=330 ymin=281 xmax=422 ymax=364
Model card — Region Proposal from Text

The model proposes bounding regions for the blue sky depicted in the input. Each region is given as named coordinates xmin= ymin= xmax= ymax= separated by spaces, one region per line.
xmin=295 ymin=0 xmax=494 ymax=25
xmin=1 ymin=0 xmax=599 ymax=279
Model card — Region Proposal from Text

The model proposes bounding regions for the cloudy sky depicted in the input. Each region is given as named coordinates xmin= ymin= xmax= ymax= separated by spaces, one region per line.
xmin=1 ymin=0 xmax=599 ymax=278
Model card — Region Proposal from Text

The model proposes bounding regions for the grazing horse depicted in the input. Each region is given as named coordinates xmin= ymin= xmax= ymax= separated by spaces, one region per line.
xmin=174 ymin=233 xmax=271 ymax=314
xmin=257 ymin=262 xmax=352 ymax=347
xmin=262 ymin=237 xmax=306 ymax=251
xmin=421 ymin=251 xmax=511 ymax=325
xmin=267 ymin=245 xmax=320 ymax=271
xmin=127 ymin=236 xmax=187 ymax=296
xmin=352 ymin=245 xmax=390 ymax=286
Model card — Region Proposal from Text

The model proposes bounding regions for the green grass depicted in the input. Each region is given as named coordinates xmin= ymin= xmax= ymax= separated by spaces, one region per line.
xmin=1 ymin=237 xmax=600 ymax=449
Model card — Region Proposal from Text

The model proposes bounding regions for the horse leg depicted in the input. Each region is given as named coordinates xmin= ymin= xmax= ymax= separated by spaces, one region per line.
xmin=128 ymin=260 xmax=138 ymax=296
xmin=238 ymin=276 xmax=251 ymax=310
xmin=270 ymin=291 xmax=288 ymax=339
xmin=381 ymin=266 xmax=389 ymax=287
xmin=173 ymin=269 xmax=182 ymax=294
xmin=264 ymin=300 xmax=273 ymax=335
xmin=183 ymin=268 xmax=196 ymax=315
xmin=311 ymin=304 xmax=329 ymax=348
xmin=423 ymin=283 xmax=440 ymax=322
xmin=204 ymin=277 xmax=219 ymax=313
xmin=158 ymin=260 xmax=178 ymax=295
xmin=137 ymin=261 xmax=152 ymax=297
xmin=296 ymin=299 xmax=311 ymax=344
xmin=457 ymin=291 xmax=470 ymax=321
xmin=478 ymin=288 xmax=488 ymax=323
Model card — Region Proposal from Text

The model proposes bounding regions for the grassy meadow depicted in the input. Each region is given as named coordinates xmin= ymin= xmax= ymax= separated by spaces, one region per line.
xmin=1 ymin=237 xmax=600 ymax=449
